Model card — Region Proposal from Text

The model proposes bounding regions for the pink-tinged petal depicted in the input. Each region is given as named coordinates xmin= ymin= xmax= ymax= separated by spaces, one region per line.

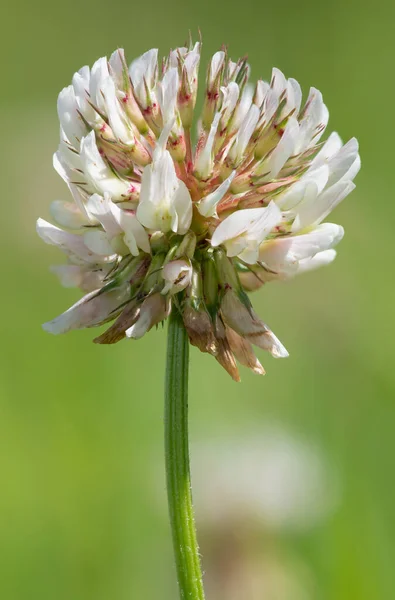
xmin=43 ymin=286 xmax=129 ymax=334
xmin=36 ymin=218 xmax=111 ymax=263
xmin=50 ymin=200 xmax=91 ymax=230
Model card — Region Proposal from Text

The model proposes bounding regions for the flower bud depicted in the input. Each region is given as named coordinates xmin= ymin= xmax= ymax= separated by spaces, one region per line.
xmin=168 ymin=42 xmax=201 ymax=130
xmin=139 ymin=252 xmax=166 ymax=297
xmin=174 ymin=231 xmax=197 ymax=259
xmin=109 ymin=48 xmax=151 ymax=136
xmin=202 ymin=250 xmax=220 ymax=321
xmin=129 ymin=49 xmax=161 ymax=134
xmin=161 ymin=259 xmax=193 ymax=295
xmin=183 ymin=266 xmax=218 ymax=355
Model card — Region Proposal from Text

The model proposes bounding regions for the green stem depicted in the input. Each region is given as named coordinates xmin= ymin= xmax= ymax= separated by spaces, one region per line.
xmin=164 ymin=306 xmax=206 ymax=600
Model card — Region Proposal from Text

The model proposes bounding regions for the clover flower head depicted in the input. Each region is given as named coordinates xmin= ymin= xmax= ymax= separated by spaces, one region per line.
xmin=38 ymin=38 xmax=360 ymax=380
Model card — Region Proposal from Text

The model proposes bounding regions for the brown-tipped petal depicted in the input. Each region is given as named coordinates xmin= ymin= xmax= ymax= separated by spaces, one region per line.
xmin=94 ymin=303 xmax=140 ymax=344
xmin=226 ymin=327 xmax=265 ymax=375
xmin=183 ymin=305 xmax=217 ymax=355
xmin=215 ymin=337 xmax=240 ymax=382
xmin=221 ymin=289 xmax=289 ymax=358
xmin=126 ymin=293 xmax=170 ymax=339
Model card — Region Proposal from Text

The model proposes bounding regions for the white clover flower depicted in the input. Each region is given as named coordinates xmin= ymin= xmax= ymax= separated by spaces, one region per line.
xmin=38 ymin=38 xmax=360 ymax=380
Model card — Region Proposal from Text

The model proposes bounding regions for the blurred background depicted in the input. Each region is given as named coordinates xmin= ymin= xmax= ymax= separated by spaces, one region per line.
xmin=1 ymin=0 xmax=394 ymax=598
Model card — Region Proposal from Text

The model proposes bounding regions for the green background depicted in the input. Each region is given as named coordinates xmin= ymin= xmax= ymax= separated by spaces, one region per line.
xmin=1 ymin=0 xmax=394 ymax=598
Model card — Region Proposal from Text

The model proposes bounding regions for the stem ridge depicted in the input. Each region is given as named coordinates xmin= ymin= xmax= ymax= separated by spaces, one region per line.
xmin=165 ymin=306 xmax=205 ymax=600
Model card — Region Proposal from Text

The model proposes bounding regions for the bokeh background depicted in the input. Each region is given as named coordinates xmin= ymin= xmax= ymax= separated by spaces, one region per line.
xmin=1 ymin=0 xmax=394 ymax=598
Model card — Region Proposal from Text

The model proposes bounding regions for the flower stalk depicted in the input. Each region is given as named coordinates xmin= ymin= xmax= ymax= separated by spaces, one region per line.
xmin=165 ymin=306 xmax=205 ymax=600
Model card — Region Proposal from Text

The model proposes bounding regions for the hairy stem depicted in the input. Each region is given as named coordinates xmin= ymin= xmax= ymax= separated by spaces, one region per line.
xmin=164 ymin=306 xmax=205 ymax=600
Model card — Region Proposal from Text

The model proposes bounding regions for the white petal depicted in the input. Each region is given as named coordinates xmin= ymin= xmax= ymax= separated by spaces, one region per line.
xmin=212 ymin=201 xmax=282 ymax=251
xmin=197 ymin=171 xmax=236 ymax=217
xmin=296 ymin=88 xmax=328 ymax=152
xmin=265 ymin=116 xmax=299 ymax=179
xmin=89 ymin=56 xmax=109 ymax=114
xmin=83 ymin=230 xmax=115 ymax=256
xmin=79 ymin=131 xmax=130 ymax=199
xmin=259 ymin=223 xmax=344 ymax=274
xmin=172 ymin=181 xmax=193 ymax=235
xmin=53 ymin=144 xmax=94 ymax=221
xmin=326 ymin=138 xmax=360 ymax=187
xmin=54 ymin=137 xmax=84 ymax=178
xmin=138 ymin=147 xmax=192 ymax=234
xmin=110 ymin=202 xmax=151 ymax=255
xmin=286 ymin=78 xmax=302 ymax=115
xmin=254 ymin=80 xmax=270 ymax=108
xmin=271 ymin=68 xmax=287 ymax=98
xmin=169 ymin=46 xmax=188 ymax=67
xmin=209 ymin=51 xmax=225 ymax=84
xmin=220 ymin=82 xmax=240 ymax=124
xmin=157 ymin=67 xmax=179 ymax=125
xmin=43 ymin=286 xmax=129 ymax=334
xmin=129 ymin=48 xmax=158 ymax=107
xmin=229 ymin=104 xmax=259 ymax=165
xmin=85 ymin=193 xmax=121 ymax=237
xmin=72 ymin=66 xmax=97 ymax=124
xmin=50 ymin=264 xmax=110 ymax=291
xmin=183 ymin=42 xmax=201 ymax=80
xmin=109 ymin=48 xmax=127 ymax=88
xmin=310 ymin=132 xmax=343 ymax=169
xmin=50 ymin=200 xmax=91 ymax=230
xmin=57 ymin=86 xmax=87 ymax=148
xmin=194 ymin=112 xmax=221 ymax=178
xmin=101 ymin=76 xmax=133 ymax=144
xmin=276 ymin=165 xmax=330 ymax=220
xmin=36 ymin=218 xmax=106 ymax=263
xmin=296 ymin=249 xmax=337 ymax=274
xmin=292 ymin=180 xmax=355 ymax=231
xmin=233 ymin=84 xmax=254 ymax=130
xmin=50 ymin=264 xmax=84 ymax=288
xmin=276 ymin=166 xmax=329 ymax=211
xmin=262 ymin=69 xmax=287 ymax=123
